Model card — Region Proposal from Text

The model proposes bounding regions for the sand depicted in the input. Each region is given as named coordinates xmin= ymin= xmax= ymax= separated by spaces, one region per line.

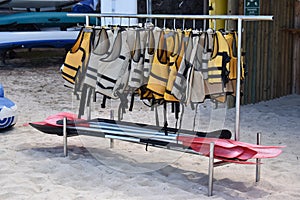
xmin=0 ymin=48 xmax=299 ymax=200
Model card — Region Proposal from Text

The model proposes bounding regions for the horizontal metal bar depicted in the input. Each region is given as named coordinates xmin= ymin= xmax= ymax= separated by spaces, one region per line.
xmin=67 ymin=13 xmax=273 ymax=21
xmin=105 ymin=134 xmax=140 ymax=143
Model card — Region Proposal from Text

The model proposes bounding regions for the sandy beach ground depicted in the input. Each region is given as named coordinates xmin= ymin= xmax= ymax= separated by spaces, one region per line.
xmin=0 ymin=48 xmax=299 ymax=200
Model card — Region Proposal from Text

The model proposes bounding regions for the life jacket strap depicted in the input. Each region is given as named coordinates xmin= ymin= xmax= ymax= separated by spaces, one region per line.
xmin=163 ymin=102 xmax=168 ymax=136
xmin=192 ymin=103 xmax=199 ymax=132
xmin=174 ymin=102 xmax=180 ymax=129
xmin=101 ymin=95 xmax=107 ymax=108
xmin=129 ymin=92 xmax=135 ymax=111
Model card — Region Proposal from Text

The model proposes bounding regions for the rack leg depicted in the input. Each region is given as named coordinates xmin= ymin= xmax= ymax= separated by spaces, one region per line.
xmin=110 ymin=110 xmax=114 ymax=148
xmin=63 ymin=117 xmax=68 ymax=157
xmin=256 ymin=132 xmax=261 ymax=182
xmin=208 ymin=142 xmax=215 ymax=196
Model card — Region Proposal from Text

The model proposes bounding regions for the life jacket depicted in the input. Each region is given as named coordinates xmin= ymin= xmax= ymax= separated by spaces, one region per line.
xmin=188 ymin=31 xmax=206 ymax=103
xmin=142 ymin=28 xmax=155 ymax=83
xmin=164 ymin=29 xmax=188 ymax=102
xmin=84 ymin=27 xmax=113 ymax=88
xmin=207 ymin=30 xmax=230 ymax=85
xmin=204 ymin=80 xmax=226 ymax=103
xmin=198 ymin=29 xmax=214 ymax=80
xmin=171 ymin=30 xmax=194 ymax=103
xmin=127 ymin=28 xmax=147 ymax=89
xmin=168 ymin=29 xmax=182 ymax=67
xmin=146 ymin=28 xmax=175 ymax=100
xmin=137 ymin=27 xmax=161 ymax=101
xmin=78 ymin=27 xmax=114 ymax=118
xmin=61 ymin=27 xmax=92 ymax=90
xmin=224 ymin=32 xmax=245 ymax=80
xmin=96 ymin=27 xmax=131 ymax=99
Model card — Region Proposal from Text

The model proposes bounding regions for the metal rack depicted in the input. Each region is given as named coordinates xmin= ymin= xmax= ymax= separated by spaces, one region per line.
xmin=67 ymin=13 xmax=273 ymax=141
xmin=64 ymin=13 xmax=273 ymax=196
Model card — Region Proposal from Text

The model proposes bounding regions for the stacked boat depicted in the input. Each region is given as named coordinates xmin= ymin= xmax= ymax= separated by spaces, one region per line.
xmin=0 ymin=1 xmax=98 ymax=60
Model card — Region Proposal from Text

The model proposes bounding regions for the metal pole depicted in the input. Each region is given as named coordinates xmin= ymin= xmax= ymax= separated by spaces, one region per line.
xmin=213 ymin=19 xmax=216 ymax=30
xmin=63 ymin=117 xmax=68 ymax=157
xmin=227 ymin=0 xmax=238 ymax=30
xmin=203 ymin=0 xmax=208 ymax=30
xmin=256 ymin=132 xmax=261 ymax=182
xmin=146 ymin=0 xmax=152 ymax=23
xmin=208 ymin=142 xmax=215 ymax=196
xmin=85 ymin=15 xmax=90 ymax=26
xmin=203 ymin=0 xmax=208 ymax=14
xmin=110 ymin=110 xmax=114 ymax=148
xmin=146 ymin=0 xmax=152 ymax=15
xmin=235 ymin=18 xmax=242 ymax=141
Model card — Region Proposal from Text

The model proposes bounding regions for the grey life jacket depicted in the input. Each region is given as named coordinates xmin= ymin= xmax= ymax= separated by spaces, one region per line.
xmin=96 ymin=27 xmax=131 ymax=99
xmin=128 ymin=28 xmax=147 ymax=89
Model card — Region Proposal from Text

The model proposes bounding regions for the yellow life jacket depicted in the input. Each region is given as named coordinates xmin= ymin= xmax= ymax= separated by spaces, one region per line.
xmin=146 ymin=29 xmax=174 ymax=100
xmin=164 ymin=29 xmax=189 ymax=102
xmin=61 ymin=27 xmax=92 ymax=88
xmin=224 ymin=32 xmax=245 ymax=80
xmin=207 ymin=30 xmax=230 ymax=85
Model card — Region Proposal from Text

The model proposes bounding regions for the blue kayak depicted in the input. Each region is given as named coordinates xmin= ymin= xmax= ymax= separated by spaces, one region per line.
xmin=0 ymin=12 xmax=98 ymax=30
xmin=0 ymin=30 xmax=80 ymax=49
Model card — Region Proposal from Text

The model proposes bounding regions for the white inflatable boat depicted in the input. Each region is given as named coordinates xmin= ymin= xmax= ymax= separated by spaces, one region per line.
xmin=0 ymin=84 xmax=17 ymax=129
